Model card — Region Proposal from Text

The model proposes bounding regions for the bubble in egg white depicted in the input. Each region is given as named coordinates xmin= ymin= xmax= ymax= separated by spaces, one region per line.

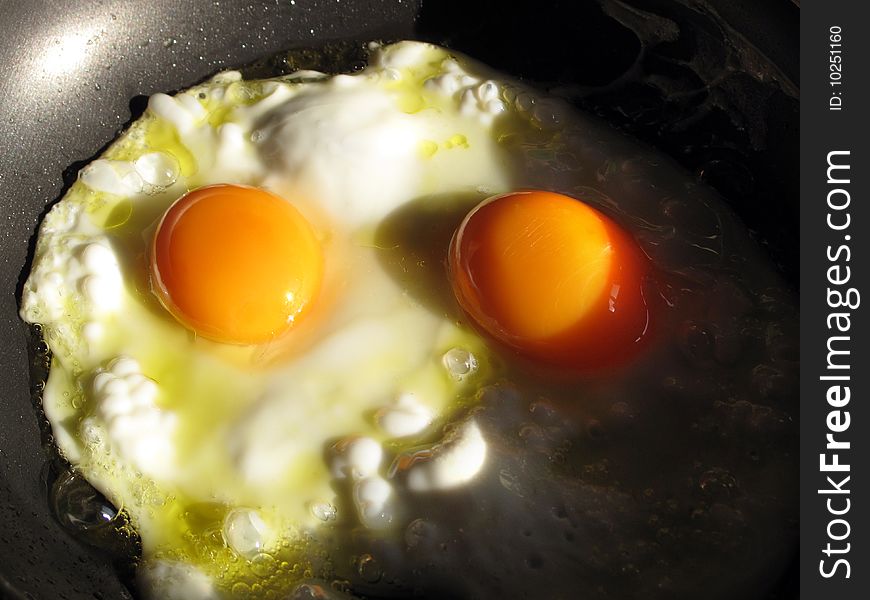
xmin=353 ymin=476 xmax=395 ymax=530
xmin=375 ymin=392 xmax=433 ymax=438
xmin=330 ymin=437 xmax=383 ymax=480
xmin=80 ymin=159 xmax=144 ymax=195
xmin=133 ymin=152 xmax=180 ymax=187
xmin=404 ymin=420 xmax=488 ymax=492
xmin=82 ymin=322 xmax=103 ymax=342
xmin=139 ymin=560 xmax=218 ymax=600
xmin=442 ymin=348 xmax=478 ymax=381
xmin=223 ymin=509 xmax=273 ymax=560
xmin=309 ymin=501 xmax=337 ymax=522
xmin=81 ymin=242 xmax=115 ymax=271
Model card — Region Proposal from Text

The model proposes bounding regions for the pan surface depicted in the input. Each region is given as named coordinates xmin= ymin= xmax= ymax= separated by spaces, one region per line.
xmin=0 ymin=1 xmax=797 ymax=598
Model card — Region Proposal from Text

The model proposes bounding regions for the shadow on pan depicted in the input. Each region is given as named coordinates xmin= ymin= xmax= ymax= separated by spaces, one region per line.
xmin=0 ymin=0 xmax=797 ymax=598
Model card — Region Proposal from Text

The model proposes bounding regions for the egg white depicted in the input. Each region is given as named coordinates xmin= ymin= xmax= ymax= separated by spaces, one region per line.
xmin=20 ymin=41 xmax=586 ymax=598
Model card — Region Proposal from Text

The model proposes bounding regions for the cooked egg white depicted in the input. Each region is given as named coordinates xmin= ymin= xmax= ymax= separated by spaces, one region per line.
xmin=21 ymin=41 xmax=598 ymax=598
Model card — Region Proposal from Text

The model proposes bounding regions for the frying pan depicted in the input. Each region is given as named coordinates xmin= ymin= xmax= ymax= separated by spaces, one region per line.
xmin=0 ymin=1 xmax=798 ymax=598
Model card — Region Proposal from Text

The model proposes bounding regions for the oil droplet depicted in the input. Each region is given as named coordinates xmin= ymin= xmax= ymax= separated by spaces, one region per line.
xmin=251 ymin=552 xmax=276 ymax=577
xmin=417 ymin=140 xmax=438 ymax=159
xmin=405 ymin=518 xmax=435 ymax=549
xmin=444 ymin=134 xmax=469 ymax=149
xmin=309 ymin=502 xmax=336 ymax=522
xmin=442 ymin=348 xmax=478 ymax=381
xmin=397 ymin=91 xmax=424 ymax=114
xmin=98 ymin=198 xmax=133 ymax=229
xmin=51 ymin=471 xmax=118 ymax=531
xmin=356 ymin=553 xmax=381 ymax=583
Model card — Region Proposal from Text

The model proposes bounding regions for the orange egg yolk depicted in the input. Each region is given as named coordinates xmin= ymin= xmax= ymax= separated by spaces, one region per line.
xmin=150 ymin=184 xmax=323 ymax=345
xmin=449 ymin=190 xmax=651 ymax=369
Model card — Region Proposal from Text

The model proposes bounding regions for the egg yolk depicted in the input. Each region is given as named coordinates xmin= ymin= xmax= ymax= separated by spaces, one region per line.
xmin=449 ymin=190 xmax=651 ymax=369
xmin=151 ymin=184 xmax=323 ymax=345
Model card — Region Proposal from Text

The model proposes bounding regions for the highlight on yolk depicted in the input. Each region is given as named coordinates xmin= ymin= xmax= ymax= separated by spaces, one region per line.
xmin=150 ymin=184 xmax=323 ymax=345
xmin=449 ymin=190 xmax=652 ymax=370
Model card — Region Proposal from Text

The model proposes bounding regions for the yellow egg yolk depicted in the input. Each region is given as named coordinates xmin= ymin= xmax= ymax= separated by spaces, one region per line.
xmin=151 ymin=184 xmax=323 ymax=345
xmin=449 ymin=190 xmax=651 ymax=369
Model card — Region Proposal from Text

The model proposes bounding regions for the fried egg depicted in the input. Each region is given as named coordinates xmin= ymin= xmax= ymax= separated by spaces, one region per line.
xmin=19 ymin=41 xmax=796 ymax=599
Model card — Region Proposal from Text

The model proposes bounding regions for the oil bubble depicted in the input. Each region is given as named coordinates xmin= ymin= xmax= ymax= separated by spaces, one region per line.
xmin=250 ymin=552 xmax=276 ymax=577
xmin=441 ymin=348 xmax=478 ymax=381
xmin=356 ymin=553 xmax=382 ymax=583
xmin=51 ymin=470 xmax=118 ymax=531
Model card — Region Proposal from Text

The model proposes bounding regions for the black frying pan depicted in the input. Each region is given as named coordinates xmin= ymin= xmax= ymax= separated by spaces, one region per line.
xmin=0 ymin=1 xmax=798 ymax=598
